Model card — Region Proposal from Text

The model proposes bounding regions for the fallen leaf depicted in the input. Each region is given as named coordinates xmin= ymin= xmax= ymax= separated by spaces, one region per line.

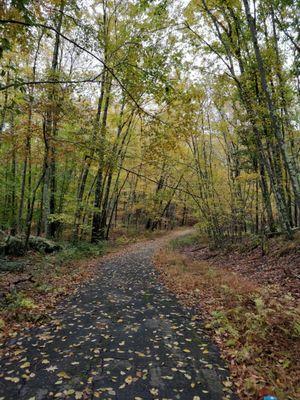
xmin=125 ymin=376 xmax=133 ymax=384
xmin=4 ymin=377 xmax=20 ymax=383
xmin=57 ymin=371 xmax=71 ymax=379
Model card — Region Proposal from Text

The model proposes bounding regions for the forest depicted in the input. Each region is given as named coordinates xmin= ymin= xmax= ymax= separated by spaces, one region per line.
xmin=0 ymin=0 xmax=299 ymax=248
xmin=0 ymin=1 xmax=300 ymax=400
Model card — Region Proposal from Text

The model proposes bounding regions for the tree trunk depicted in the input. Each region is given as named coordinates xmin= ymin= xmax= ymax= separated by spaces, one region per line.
xmin=243 ymin=0 xmax=300 ymax=210
xmin=72 ymin=72 xmax=106 ymax=241
xmin=44 ymin=0 xmax=65 ymax=238
xmin=91 ymin=76 xmax=112 ymax=242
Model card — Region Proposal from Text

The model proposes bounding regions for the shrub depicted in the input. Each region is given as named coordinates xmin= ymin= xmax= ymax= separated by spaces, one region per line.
xmin=169 ymin=233 xmax=200 ymax=250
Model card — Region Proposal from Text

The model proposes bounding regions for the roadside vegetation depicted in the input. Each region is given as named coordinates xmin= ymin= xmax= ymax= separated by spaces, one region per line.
xmin=0 ymin=239 xmax=105 ymax=341
xmin=155 ymin=233 xmax=300 ymax=400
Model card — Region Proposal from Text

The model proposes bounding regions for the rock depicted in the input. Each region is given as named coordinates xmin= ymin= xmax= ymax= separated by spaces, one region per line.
xmin=0 ymin=259 xmax=26 ymax=272
xmin=4 ymin=236 xmax=26 ymax=256
xmin=28 ymin=236 xmax=62 ymax=253
xmin=0 ymin=243 xmax=6 ymax=257
xmin=0 ymin=234 xmax=61 ymax=256
xmin=0 ymin=231 xmax=7 ymax=256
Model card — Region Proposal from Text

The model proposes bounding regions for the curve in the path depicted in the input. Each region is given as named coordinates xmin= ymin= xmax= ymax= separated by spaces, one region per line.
xmin=0 ymin=237 xmax=237 ymax=400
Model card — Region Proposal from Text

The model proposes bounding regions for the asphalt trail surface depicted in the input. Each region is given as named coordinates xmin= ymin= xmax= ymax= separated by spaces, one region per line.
xmin=0 ymin=236 xmax=237 ymax=400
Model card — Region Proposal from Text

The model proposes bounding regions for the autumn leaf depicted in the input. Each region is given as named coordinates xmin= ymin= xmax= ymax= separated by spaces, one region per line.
xmin=125 ymin=376 xmax=133 ymax=384
xmin=4 ymin=377 xmax=20 ymax=383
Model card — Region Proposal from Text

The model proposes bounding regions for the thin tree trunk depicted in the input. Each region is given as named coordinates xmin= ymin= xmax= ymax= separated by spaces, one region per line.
xmin=91 ymin=76 xmax=112 ymax=242
xmin=72 ymin=72 xmax=106 ymax=241
xmin=10 ymin=115 xmax=17 ymax=236
xmin=0 ymin=70 xmax=10 ymax=138
xmin=243 ymin=0 xmax=300 ymax=210
xmin=45 ymin=0 xmax=65 ymax=238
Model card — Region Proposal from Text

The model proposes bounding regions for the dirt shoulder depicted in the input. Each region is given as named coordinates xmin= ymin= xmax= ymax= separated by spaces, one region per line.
xmin=184 ymin=235 xmax=300 ymax=301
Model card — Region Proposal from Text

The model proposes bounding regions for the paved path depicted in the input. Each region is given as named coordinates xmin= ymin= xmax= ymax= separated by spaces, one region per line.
xmin=0 ymin=236 xmax=237 ymax=400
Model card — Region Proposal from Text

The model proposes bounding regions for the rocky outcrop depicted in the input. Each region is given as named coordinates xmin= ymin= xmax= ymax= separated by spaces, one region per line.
xmin=0 ymin=234 xmax=62 ymax=257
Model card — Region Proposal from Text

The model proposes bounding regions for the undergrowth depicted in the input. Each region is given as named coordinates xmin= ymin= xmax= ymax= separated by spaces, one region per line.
xmin=56 ymin=241 xmax=107 ymax=262
xmin=155 ymin=249 xmax=300 ymax=400
xmin=169 ymin=232 xmax=201 ymax=250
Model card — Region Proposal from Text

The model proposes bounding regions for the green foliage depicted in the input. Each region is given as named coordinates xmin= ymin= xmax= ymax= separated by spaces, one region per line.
xmin=169 ymin=233 xmax=200 ymax=250
xmin=0 ymin=38 xmax=11 ymax=59
xmin=5 ymin=291 xmax=36 ymax=312
xmin=11 ymin=0 xmax=34 ymax=22
xmin=114 ymin=235 xmax=131 ymax=245
xmin=60 ymin=241 xmax=107 ymax=261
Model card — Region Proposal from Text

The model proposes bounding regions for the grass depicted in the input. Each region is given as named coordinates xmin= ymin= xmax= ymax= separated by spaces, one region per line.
xmin=155 ymin=248 xmax=300 ymax=400
xmin=55 ymin=240 xmax=108 ymax=262
xmin=169 ymin=232 xmax=201 ymax=250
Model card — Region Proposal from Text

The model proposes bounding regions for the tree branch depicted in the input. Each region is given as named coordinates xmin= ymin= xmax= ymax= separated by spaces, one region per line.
xmin=0 ymin=18 xmax=164 ymax=122
xmin=0 ymin=75 xmax=103 ymax=91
